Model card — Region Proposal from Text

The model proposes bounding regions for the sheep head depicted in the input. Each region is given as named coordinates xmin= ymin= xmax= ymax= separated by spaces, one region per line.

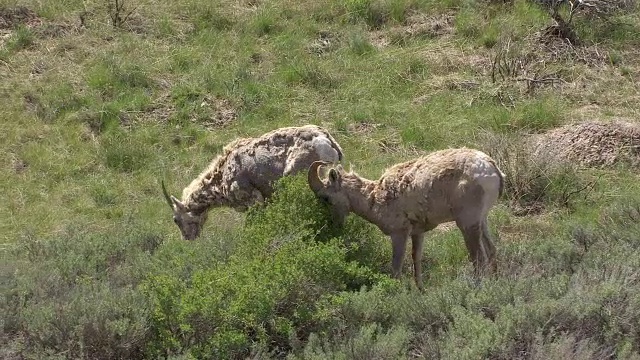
xmin=308 ymin=161 xmax=350 ymax=227
xmin=161 ymin=180 xmax=208 ymax=240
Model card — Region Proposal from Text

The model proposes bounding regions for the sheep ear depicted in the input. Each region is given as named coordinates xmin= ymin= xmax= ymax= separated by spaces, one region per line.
xmin=328 ymin=168 xmax=339 ymax=184
xmin=171 ymin=196 xmax=186 ymax=212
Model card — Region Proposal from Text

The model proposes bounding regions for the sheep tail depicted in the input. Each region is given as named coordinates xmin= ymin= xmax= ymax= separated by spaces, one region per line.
xmin=322 ymin=129 xmax=344 ymax=162
xmin=494 ymin=161 xmax=506 ymax=197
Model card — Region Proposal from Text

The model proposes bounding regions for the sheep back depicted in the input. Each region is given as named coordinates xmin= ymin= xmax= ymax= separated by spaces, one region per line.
xmin=182 ymin=125 xmax=343 ymax=211
xmin=370 ymin=148 xmax=502 ymax=226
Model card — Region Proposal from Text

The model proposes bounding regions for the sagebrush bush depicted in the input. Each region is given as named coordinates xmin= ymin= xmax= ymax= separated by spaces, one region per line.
xmin=2 ymin=226 xmax=161 ymax=359
xmin=298 ymin=197 xmax=640 ymax=359
xmin=5 ymin=161 xmax=639 ymax=360
xmin=299 ymin=323 xmax=411 ymax=360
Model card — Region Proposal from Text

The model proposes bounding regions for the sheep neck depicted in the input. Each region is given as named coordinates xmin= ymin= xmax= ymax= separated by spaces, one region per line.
xmin=342 ymin=174 xmax=386 ymax=226
xmin=181 ymin=177 xmax=228 ymax=215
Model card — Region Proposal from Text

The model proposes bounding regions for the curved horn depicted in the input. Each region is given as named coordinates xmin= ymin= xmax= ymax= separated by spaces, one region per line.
xmin=308 ymin=161 xmax=329 ymax=194
xmin=161 ymin=180 xmax=174 ymax=208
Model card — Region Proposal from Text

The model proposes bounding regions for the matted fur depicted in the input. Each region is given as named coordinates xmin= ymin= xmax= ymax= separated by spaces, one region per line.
xmin=308 ymin=148 xmax=505 ymax=290
xmin=165 ymin=124 xmax=343 ymax=240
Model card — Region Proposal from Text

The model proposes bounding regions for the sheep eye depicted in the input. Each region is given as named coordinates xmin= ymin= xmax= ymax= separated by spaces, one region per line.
xmin=173 ymin=217 xmax=179 ymax=224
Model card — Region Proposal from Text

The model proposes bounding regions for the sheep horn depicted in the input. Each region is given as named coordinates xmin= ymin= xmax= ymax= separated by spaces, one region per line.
xmin=161 ymin=180 xmax=174 ymax=208
xmin=308 ymin=161 xmax=329 ymax=194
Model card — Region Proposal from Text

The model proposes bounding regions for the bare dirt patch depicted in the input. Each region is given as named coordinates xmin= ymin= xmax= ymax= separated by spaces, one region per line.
xmin=144 ymin=93 xmax=175 ymax=124
xmin=0 ymin=6 xmax=41 ymax=29
xmin=11 ymin=155 xmax=28 ymax=174
xmin=1 ymin=6 xmax=80 ymax=50
xmin=34 ymin=22 xmax=79 ymax=39
xmin=434 ymin=221 xmax=457 ymax=233
xmin=119 ymin=13 xmax=150 ymax=35
xmin=369 ymin=12 xmax=455 ymax=49
xmin=347 ymin=121 xmax=383 ymax=134
xmin=201 ymin=96 xmax=238 ymax=129
xmin=368 ymin=30 xmax=389 ymax=49
xmin=530 ymin=121 xmax=640 ymax=168
xmin=424 ymin=46 xmax=492 ymax=76
xmin=143 ymin=93 xmax=238 ymax=130
xmin=1 ymin=6 xmax=41 ymax=48
xmin=306 ymin=31 xmax=339 ymax=55
xmin=390 ymin=11 xmax=455 ymax=42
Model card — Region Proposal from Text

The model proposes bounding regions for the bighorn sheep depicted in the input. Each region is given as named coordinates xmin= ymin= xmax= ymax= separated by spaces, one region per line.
xmin=162 ymin=125 xmax=343 ymax=240
xmin=308 ymin=148 xmax=505 ymax=290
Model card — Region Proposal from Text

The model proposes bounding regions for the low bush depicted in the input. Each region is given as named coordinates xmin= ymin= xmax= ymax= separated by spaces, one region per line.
xmin=144 ymin=174 xmax=389 ymax=358
xmin=2 ymin=227 xmax=160 ymax=359
xmin=299 ymin=323 xmax=411 ymax=360
xmin=296 ymin=197 xmax=640 ymax=359
xmin=6 ymin=175 xmax=640 ymax=359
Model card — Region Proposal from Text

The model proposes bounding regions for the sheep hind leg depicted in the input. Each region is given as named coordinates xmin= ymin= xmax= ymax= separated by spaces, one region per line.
xmin=480 ymin=219 xmax=497 ymax=274
xmin=390 ymin=232 xmax=409 ymax=281
xmin=411 ymin=233 xmax=425 ymax=291
xmin=457 ymin=221 xmax=484 ymax=277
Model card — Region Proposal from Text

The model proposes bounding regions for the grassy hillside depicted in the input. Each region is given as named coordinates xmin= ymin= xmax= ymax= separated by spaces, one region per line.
xmin=2 ymin=0 xmax=640 ymax=358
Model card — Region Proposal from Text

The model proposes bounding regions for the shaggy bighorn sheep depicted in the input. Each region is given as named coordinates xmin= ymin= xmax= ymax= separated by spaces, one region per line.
xmin=308 ymin=148 xmax=505 ymax=290
xmin=162 ymin=125 xmax=343 ymax=240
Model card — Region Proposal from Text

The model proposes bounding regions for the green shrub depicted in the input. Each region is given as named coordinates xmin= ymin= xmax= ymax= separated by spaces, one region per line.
xmin=6 ymin=157 xmax=640 ymax=359
xmin=303 ymin=196 xmax=640 ymax=358
xmin=305 ymin=280 xmax=463 ymax=358
xmin=144 ymin=175 xmax=389 ymax=358
xmin=244 ymin=174 xmax=388 ymax=267
xmin=497 ymin=224 xmax=582 ymax=278
xmin=440 ymin=305 xmax=502 ymax=359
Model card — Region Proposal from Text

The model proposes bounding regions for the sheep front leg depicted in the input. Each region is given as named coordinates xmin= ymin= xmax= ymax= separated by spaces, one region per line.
xmin=411 ymin=233 xmax=425 ymax=291
xmin=390 ymin=232 xmax=409 ymax=280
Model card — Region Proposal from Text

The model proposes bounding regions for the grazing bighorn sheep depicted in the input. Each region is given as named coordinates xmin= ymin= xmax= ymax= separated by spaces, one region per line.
xmin=162 ymin=125 xmax=343 ymax=240
xmin=308 ymin=148 xmax=505 ymax=290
